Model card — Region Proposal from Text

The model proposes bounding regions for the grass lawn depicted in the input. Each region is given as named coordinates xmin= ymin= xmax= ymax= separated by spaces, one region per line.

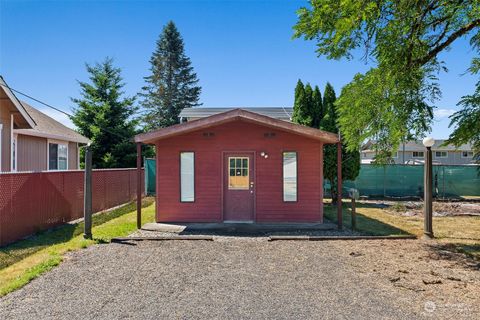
xmin=0 ymin=198 xmax=156 ymax=297
xmin=324 ymin=201 xmax=480 ymax=259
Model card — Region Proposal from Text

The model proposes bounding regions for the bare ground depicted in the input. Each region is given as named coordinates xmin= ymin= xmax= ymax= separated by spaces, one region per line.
xmin=362 ymin=200 xmax=480 ymax=217
xmin=1 ymin=238 xmax=479 ymax=319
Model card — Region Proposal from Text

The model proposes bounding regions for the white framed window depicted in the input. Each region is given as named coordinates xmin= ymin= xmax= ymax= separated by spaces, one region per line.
xmin=283 ymin=151 xmax=297 ymax=202
xmin=412 ymin=151 xmax=424 ymax=158
xmin=435 ymin=151 xmax=448 ymax=158
xmin=48 ymin=140 xmax=68 ymax=170
xmin=180 ymin=152 xmax=195 ymax=202
xmin=461 ymin=151 xmax=474 ymax=158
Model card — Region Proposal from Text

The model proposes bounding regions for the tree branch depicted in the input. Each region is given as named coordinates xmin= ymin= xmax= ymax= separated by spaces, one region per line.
xmin=414 ymin=18 xmax=480 ymax=66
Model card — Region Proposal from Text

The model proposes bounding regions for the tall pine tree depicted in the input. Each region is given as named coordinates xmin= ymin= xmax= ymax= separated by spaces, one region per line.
xmin=71 ymin=58 xmax=138 ymax=168
xmin=140 ymin=21 xmax=201 ymax=129
xmin=320 ymin=83 xmax=360 ymax=203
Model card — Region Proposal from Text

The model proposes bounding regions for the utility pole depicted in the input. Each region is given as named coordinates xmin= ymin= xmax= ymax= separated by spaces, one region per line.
xmin=84 ymin=145 xmax=93 ymax=239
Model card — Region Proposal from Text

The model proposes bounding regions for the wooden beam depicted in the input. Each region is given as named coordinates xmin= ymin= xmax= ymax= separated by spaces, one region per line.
xmin=136 ymin=143 xmax=142 ymax=229
xmin=337 ymin=142 xmax=343 ymax=229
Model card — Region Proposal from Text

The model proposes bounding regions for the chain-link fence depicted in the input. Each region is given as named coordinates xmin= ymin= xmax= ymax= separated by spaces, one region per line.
xmin=0 ymin=168 xmax=144 ymax=246
xmin=343 ymin=164 xmax=480 ymax=198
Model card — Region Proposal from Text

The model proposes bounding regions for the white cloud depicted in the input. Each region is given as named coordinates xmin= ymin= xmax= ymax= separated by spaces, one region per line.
xmin=38 ymin=108 xmax=76 ymax=129
xmin=434 ymin=108 xmax=456 ymax=119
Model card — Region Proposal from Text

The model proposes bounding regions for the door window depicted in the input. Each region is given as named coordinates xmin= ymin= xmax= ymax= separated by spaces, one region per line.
xmin=228 ymin=157 xmax=249 ymax=190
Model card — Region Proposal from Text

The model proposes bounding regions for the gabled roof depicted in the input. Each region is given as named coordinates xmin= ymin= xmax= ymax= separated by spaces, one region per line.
xmin=179 ymin=107 xmax=293 ymax=121
xmin=0 ymin=76 xmax=36 ymax=128
xmin=135 ymin=108 xmax=339 ymax=144
xmin=14 ymin=101 xmax=90 ymax=144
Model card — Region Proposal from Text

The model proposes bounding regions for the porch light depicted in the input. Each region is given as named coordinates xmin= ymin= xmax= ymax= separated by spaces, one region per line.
xmin=422 ymin=137 xmax=435 ymax=148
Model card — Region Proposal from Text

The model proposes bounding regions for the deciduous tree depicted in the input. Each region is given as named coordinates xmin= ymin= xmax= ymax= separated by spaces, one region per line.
xmin=294 ymin=0 xmax=480 ymax=156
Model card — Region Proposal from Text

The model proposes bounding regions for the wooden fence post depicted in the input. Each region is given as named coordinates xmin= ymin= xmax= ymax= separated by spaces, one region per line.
xmin=136 ymin=143 xmax=142 ymax=229
xmin=84 ymin=146 xmax=92 ymax=239
xmin=351 ymin=197 xmax=356 ymax=231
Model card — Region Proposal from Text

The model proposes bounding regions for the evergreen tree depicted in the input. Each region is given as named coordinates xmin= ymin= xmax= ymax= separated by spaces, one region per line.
xmin=140 ymin=21 xmax=201 ymax=129
xmin=71 ymin=58 xmax=138 ymax=168
xmin=304 ymin=84 xmax=314 ymax=126
xmin=311 ymin=85 xmax=323 ymax=127
xmin=320 ymin=83 xmax=360 ymax=203
xmin=292 ymin=80 xmax=312 ymax=126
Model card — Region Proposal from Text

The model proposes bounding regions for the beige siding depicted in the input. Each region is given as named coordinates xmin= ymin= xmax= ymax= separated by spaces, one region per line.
xmin=0 ymin=100 xmax=12 ymax=172
xmin=17 ymin=134 xmax=47 ymax=171
xmin=68 ymin=142 xmax=78 ymax=169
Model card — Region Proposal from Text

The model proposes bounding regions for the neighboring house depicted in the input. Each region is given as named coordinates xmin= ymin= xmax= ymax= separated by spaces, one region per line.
xmin=0 ymin=76 xmax=89 ymax=172
xmin=179 ymin=107 xmax=294 ymax=122
xmin=361 ymin=140 xmax=476 ymax=165
xmin=135 ymin=108 xmax=339 ymax=223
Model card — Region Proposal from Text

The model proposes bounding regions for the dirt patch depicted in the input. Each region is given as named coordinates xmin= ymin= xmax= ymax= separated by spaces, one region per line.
xmin=331 ymin=239 xmax=480 ymax=317
xmin=363 ymin=200 xmax=480 ymax=217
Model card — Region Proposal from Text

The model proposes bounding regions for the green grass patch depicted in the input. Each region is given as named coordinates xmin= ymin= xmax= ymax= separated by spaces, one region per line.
xmin=0 ymin=198 xmax=156 ymax=297
xmin=324 ymin=203 xmax=411 ymax=236
xmin=0 ymin=198 xmax=154 ymax=269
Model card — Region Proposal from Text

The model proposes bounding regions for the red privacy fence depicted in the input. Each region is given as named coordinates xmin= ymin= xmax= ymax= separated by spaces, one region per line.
xmin=0 ymin=169 xmax=144 ymax=246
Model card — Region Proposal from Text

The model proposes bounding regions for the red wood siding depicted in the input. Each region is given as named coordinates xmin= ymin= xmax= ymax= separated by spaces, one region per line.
xmin=155 ymin=120 xmax=324 ymax=223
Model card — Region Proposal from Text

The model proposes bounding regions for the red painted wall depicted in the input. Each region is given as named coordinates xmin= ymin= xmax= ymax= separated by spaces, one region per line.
xmin=155 ymin=120 xmax=324 ymax=222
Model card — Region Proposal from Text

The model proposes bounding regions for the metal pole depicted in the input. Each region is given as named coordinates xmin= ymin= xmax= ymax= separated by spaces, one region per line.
xmin=136 ymin=143 xmax=142 ymax=229
xmin=83 ymin=146 xmax=92 ymax=239
xmin=424 ymin=146 xmax=434 ymax=238
xmin=337 ymin=142 xmax=343 ymax=229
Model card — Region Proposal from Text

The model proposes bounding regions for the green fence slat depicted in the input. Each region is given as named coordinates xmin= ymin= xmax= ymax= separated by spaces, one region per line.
xmin=145 ymin=158 xmax=156 ymax=195
xmin=326 ymin=164 xmax=479 ymax=198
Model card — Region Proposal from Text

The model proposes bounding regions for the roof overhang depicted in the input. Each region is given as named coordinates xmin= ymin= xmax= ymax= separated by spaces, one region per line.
xmin=135 ymin=108 xmax=339 ymax=144
xmin=0 ymin=76 xmax=36 ymax=128
xmin=14 ymin=129 xmax=90 ymax=144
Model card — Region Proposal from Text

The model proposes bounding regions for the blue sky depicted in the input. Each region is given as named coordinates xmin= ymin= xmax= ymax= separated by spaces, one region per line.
xmin=0 ymin=0 xmax=477 ymax=138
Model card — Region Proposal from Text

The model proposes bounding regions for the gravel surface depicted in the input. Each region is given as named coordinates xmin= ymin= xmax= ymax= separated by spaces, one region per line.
xmin=1 ymin=239 xmax=479 ymax=319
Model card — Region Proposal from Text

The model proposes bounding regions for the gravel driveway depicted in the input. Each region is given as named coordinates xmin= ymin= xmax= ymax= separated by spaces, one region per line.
xmin=1 ymin=239 xmax=479 ymax=319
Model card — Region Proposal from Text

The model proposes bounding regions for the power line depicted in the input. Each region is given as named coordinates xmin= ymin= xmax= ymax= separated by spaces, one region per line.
xmin=0 ymin=83 xmax=72 ymax=117
xmin=0 ymin=82 xmax=133 ymax=142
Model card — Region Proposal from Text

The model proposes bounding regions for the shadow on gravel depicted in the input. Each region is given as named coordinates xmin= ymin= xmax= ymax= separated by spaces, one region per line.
xmin=426 ymin=242 xmax=480 ymax=270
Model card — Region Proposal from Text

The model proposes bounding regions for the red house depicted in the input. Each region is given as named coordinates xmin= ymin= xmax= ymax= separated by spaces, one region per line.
xmin=135 ymin=109 xmax=341 ymax=224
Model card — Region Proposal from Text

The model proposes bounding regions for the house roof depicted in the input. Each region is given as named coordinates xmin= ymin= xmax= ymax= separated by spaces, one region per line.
xmin=179 ymin=107 xmax=294 ymax=121
xmin=135 ymin=108 xmax=339 ymax=144
xmin=0 ymin=76 xmax=36 ymax=128
xmin=362 ymin=139 xmax=472 ymax=152
xmin=14 ymin=101 xmax=90 ymax=144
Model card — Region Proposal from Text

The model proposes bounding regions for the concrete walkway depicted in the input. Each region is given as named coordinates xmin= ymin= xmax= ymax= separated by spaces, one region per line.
xmin=141 ymin=221 xmax=338 ymax=234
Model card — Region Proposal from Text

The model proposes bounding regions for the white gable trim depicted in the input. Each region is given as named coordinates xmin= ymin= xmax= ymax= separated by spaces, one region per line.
xmin=0 ymin=77 xmax=36 ymax=128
